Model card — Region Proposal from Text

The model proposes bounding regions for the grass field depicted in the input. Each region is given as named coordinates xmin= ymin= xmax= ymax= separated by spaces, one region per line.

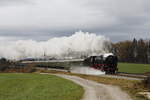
xmin=38 ymin=69 xmax=149 ymax=100
xmin=118 ymin=63 xmax=150 ymax=74
xmin=38 ymin=69 xmax=150 ymax=100
xmin=0 ymin=73 xmax=84 ymax=100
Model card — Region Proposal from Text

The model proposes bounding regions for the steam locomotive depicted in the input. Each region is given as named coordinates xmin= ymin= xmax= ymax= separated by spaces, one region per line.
xmin=84 ymin=53 xmax=118 ymax=74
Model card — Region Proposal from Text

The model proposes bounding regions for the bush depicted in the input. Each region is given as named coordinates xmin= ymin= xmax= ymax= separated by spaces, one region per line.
xmin=142 ymin=76 xmax=150 ymax=88
xmin=0 ymin=58 xmax=10 ymax=71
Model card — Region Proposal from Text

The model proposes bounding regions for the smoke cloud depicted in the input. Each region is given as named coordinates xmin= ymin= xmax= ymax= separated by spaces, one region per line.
xmin=0 ymin=31 xmax=111 ymax=60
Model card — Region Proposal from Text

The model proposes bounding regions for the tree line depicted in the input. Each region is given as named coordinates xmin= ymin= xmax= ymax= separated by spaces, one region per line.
xmin=111 ymin=38 xmax=150 ymax=64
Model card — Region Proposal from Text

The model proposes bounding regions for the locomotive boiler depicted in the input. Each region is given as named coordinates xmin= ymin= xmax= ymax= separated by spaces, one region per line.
xmin=84 ymin=53 xmax=118 ymax=74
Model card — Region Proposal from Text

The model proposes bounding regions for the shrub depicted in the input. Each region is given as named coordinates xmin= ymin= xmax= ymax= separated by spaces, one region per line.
xmin=142 ymin=76 xmax=150 ymax=88
xmin=0 ymin=58 xmax=10 ymax=71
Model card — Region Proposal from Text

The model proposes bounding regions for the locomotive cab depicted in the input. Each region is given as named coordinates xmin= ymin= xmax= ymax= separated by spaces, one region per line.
xmin=104 ymin=55 xmax=118 ymax=74
xmin=84 ymin=53 xmax=118 ymax=74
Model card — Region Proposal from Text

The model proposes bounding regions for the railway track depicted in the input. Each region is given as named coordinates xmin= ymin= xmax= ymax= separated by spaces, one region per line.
xmin=117 ymin=72 xmax=148 ymax=78
xmin=37 ymin=67 xmax=148 ymax=80
xmin=99 ymin=71 xmax=149 ymax=80
xmin=100 ymin=74 xmax=146 ymax=81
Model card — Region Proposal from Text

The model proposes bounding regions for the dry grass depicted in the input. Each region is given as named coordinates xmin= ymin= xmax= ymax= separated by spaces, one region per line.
xmin=0 ymin=64 xmax=36 ymax=73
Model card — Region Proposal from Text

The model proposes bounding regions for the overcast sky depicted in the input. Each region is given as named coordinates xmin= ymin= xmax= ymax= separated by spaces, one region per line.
xmin=0 ymin=0 xmax=150 ymax=42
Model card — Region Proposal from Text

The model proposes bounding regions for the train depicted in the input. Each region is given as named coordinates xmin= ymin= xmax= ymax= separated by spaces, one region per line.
xmin=84 ymin=53 xmax=118 ymax=74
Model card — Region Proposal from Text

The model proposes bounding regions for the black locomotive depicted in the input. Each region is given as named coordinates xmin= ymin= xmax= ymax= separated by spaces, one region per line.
xmin=84 ymin=53 xmax=118 ymax=74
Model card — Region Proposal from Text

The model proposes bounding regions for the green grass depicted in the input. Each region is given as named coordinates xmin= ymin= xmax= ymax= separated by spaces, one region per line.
xmin=118 ymin=63 xmax=150 ymax=74
xmin=0 ymin=73 xmax=84 ymax=100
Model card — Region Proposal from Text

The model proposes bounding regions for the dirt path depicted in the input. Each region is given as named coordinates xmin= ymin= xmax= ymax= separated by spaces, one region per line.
xmin=56 ymin=74 xmax=133 ymax=100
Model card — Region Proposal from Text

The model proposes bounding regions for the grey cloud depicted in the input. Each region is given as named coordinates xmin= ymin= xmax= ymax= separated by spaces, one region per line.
xmin=0 ymin=0 xmax=34 ymax=6
xmin=0 ymin=0 xmax=150 ymax=42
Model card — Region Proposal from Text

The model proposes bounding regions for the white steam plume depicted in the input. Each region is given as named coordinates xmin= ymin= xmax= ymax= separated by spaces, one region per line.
xmin=0 ymin=31 xmax=111 ymax=60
